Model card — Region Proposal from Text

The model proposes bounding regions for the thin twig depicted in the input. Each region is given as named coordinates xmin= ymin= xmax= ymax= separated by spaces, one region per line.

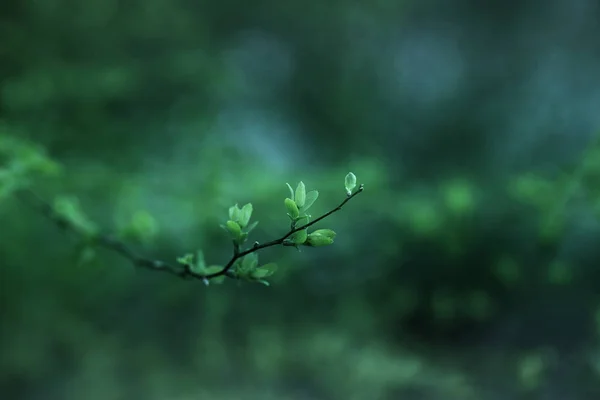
xmin=205 ymin=184 xmax=364 ymax=278
xmin=17 ymin=184 xmax=364 ymax=282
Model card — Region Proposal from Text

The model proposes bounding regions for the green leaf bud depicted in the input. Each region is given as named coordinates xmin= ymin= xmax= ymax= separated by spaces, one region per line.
xmin=306 ymin=229 xmax=336 ymax=246
xmin=295 ymin=181 xmax=306 ymax=208
xmin=344 ymin=172 xmax=357 ymax=195
xmin=285 ymin=197 xmax=300 ymax=219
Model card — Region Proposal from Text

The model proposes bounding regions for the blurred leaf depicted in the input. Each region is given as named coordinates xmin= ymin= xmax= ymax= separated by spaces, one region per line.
xmin=241 ymin=253 xmax=259 ymax=271
xmin=508 ymin=173 xmax=555 ymax=207
xmin=442 ymin=179 xmax=475 ymax=215
xmin=53 ymin=195 xmax=97 ymax=236
xmin=177 ymin=253 xmax=194 ymax=265
xmin=302 ymin=190 xmax=319 ymax=212
xmin=250 ymin=263 xmax=278 ymax=279
xmin=121 ymin=210 xmax=159 ymax=243
xmin=245 ymin=220 xmax=259 ymax=234
xmin=196 ymin=250 xmax=207 ymax=270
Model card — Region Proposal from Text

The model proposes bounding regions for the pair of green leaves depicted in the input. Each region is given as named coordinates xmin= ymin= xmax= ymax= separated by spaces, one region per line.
xmin=222 ymin=203 xmax=259 ymax=244
xmin=232 ymin=252 xmax=278 ymax=286
xmin=282 ymin=180 xmax=336 ymax=246
xmin=284 ymin=181 xmax=319 ymax=221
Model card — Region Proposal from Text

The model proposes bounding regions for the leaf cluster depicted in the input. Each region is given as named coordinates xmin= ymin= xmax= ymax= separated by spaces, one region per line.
xmin=18 ymin=170 xmax=364 ymax=287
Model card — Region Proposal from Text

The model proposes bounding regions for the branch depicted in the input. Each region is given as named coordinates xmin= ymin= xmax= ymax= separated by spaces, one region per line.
xmin=16 ymin=189 xmax=198 ymax=279
xmin=17 ymin=182 xmax=364 ymax=285
xmin=206 ymin=183 xmax=364 ymax=279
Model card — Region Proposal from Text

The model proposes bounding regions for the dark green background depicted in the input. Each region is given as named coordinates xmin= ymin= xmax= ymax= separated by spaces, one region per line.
xmin=2 ymin=0 xmax=600 ymax=399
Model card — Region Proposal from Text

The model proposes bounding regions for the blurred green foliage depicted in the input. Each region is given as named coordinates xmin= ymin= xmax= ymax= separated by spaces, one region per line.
xmin=2 ymin=0 xmax=600 ymax=399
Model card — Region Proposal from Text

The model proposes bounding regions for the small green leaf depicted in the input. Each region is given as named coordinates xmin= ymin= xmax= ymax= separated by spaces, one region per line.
xmin=241 ymin=253 xmax=259 ymax=271
xmin=127 ymin=210 xmax=159 ymax=242
xmin=225 ymin=220 xmax=242 ymax=239
xmin=256 ymin=279 xmax=270 ymax=286
xmin=53 ymin=196 xmax=97 ymax=236
xmin=245 ymin=220 xmax=259 ymax=234
xmin=185 ymin=251 xmax=207 ymax=275
xmin=285 ymin=182 xmax=294 ymax=200
xmin=238 ymin=203 xmax=253 ymax=228
xmin=228 ymin=204 xmax=241 ymax=221
xmin=234 ymin=256 xmax=257 ymax=280
xmin=195 ymin=250 xmax=206 ymax=270
xmin=251 ymin=263 xmax=278 ymax=278
xmin=285 ymin=197 xmax=300 ymax=219
xmin=177 ymin=253 xmax=195 ymax=265
xmin=302 ymin=190 xmax=319 ymax=212
xmin=204 ymin=265 xmax=225 ymax=275
xmin=344 ymin=172 xmax=357 ymax=195
xmin=306 ymin=229 xmax=336 ymax=246
xmin=289 ymin=229 xmax=308 ymax=245
xmin=295 ymin=181 xmax=306 ymax=208
xmin=204 ymin=265 xmax=226 ymax=284
xmin=189 ymin=264 xmax=202 ymax=275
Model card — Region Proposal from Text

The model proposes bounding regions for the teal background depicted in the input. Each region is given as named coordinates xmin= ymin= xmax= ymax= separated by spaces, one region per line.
xmin=2 ymin=0 xmax=600 ymax=399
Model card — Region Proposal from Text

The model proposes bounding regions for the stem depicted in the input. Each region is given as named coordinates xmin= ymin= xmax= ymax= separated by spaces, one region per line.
xmin=205 ymin=183 xmax=364 ymax=279
xmin=17 ymin=183 xmax=364 ymax=283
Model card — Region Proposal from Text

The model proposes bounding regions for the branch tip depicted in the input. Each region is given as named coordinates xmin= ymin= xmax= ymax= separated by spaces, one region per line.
xmin=18 ymin=176 xmax=364 ymax=286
